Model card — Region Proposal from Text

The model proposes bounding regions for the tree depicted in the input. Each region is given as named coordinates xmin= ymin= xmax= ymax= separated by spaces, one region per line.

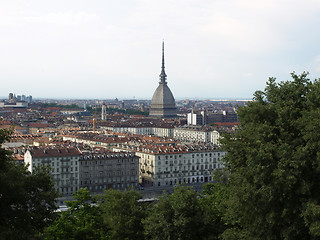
xmin=44 ymin=188 xmax=104 ymax=240
xmin=200 ymin=178 xmax=229 ymax=240
xmin=98 ymin=188 xmax=146 ymax=240
xmin=221 ymin=72 xmax=320 ymax=239
xmin=0 ymin=128 xmax=59 ymax=239
xmin=144 ymin=185 xmax=210 ymax=240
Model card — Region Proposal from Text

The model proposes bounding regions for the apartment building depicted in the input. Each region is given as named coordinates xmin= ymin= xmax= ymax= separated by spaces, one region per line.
xmin=24 ymin=146 xmax=82 ymax=198
xmin=173 ymin=126 xmax=220 ymax=144
xmin=24 ymin=145 xmax=140 ymax=203
xmin=79 ymin=149 xmax=140 ymax=192
xmin=115 ymin=142 xmax=226 ymax=187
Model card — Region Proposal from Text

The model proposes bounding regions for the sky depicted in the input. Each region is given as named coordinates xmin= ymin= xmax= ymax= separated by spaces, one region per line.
xmin=1 ymin=0 xmax=320 ymax=100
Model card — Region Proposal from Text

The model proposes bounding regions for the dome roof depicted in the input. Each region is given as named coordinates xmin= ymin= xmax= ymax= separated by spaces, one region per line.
xmin=151 ymin=83 xmax=176 ymax=107
xmin=149 ymin=82 xmax=177 ymax=118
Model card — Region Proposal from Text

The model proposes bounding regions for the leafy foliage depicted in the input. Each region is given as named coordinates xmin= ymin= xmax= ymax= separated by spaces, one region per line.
xmin=44 ymin=188 xmax=104 ymax=240
xmin=44 ymin=185 xmax=225 ymax=240
xmin=144 ymin=185 xmax=220 ymax=240
xmin=221 ymin=72 xmax=320 ymax=239
xmin=200 ymin=180 xmax=228 ymax=240
xmin=0 ymin=128 xmax=59 ymax=239
xmin=98 ymin=188 xmax=146 ymax=240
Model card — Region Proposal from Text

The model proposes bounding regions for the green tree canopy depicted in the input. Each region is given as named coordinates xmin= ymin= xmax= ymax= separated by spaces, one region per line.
xmin=144 ymin=185 xmax=216 ymax=240
xmin=221 ymin=72 xmax=320 ymax=239
xmin=0 ymin=128 xmax=59 ymax=239
xmin=98 ymin=188 xmax=146 ymax=240
xmin=44 ymin=188 xmax=104 ymax=240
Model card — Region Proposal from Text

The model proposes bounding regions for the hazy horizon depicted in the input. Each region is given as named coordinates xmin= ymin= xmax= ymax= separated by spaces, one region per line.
xmin=0 ymin=95 xmax=252 ymax=102
xmin=1 ymin=1 xmax=320 ymax=99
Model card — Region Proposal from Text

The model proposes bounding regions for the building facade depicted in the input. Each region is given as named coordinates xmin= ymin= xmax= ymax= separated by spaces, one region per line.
xmin=174 ymin=126 xmax=220 ymax=144
xmin=24 ymin=146 xmax=140 ymax=203
xmin=115 ymin=143 xmax=226 ymax=187
xmin=24 ymin=147 xmax=82 ymax=198
xmin=79 ymin=150 xmax=140 ymax=192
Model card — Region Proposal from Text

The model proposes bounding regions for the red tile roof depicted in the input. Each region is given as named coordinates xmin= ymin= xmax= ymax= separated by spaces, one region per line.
xmin=28 ymin=146 xmax=82 ymax=158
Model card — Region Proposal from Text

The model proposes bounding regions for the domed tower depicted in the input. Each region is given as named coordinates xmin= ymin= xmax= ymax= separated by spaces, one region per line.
xmin=149 ymin=42 xmax=177 ymax=118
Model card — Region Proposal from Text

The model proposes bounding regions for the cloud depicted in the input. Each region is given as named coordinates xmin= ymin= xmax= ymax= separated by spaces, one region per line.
xmin=1 ymin=0 xmax=320 ymax=99
xmin=313 ymin=55 xmax=320 ymax=73
xmin=0 ymin=10 xmax=99 ymax=27
xmin=26 ymin=11 xmax=99 ymax=26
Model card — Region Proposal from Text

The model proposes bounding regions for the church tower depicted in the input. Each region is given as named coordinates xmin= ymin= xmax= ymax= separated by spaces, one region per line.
xmin=149 ymin=42 xmax=177 ymax=118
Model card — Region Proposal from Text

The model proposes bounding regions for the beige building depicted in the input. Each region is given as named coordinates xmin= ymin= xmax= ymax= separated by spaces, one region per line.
xmin=115 ymin=143 xmax=226 ymax=187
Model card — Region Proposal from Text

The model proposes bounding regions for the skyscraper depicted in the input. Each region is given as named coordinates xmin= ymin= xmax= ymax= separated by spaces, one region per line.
xmin=149 ymin=42 xmax=177 ymax=118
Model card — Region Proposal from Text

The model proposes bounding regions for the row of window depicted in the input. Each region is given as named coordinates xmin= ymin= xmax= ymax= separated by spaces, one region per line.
xmin=157 ymin=176 xmax=213 ymax=186
xmin=37 ymin=156 xmax=78 ymax=161
xmin=59 ymin=186 xmax=78 ymax=194
xmin=80 ymin=158 xmax=137 ymax=165
xmin=82 ymin=170 xmax=138 ymax=177
xmin=32 ymin=164 xmax=78 ymax=173
xmin=32 ymin=160 xmax=78 ymax=167
xmin=81 ymin=176 xmax=138 ymax=185
xmin=158 ymin=163 xmax=221 ymax=172
xmin=157 ymin=152 xmax=225 ymax=160
xmin=81 ymin=165 xmax=136 ymax=170
xmin=84 ymin=182 xmax=138 ymax=191
xmin=160 ymin=158 xmax=221 ymax=166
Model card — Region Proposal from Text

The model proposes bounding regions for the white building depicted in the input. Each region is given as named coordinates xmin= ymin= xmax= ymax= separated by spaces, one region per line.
xmin=24 ymin=147 xmax=82 ymax=200
xmin=115 ymin=143 xmax=226 ymax=187
xmin=0 ymin=101 xmax=28 ymax=108
xmin=153 ymin=127 xmax=174 ymax=137
xmin=102 ymin=125 xmax=221 ymax=144
xmin=173 ymin=126 xmax=220 ymax=144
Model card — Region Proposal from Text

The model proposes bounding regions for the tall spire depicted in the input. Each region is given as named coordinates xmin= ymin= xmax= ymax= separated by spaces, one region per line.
xmin=159 ymin=41 xmax=167 ymax=84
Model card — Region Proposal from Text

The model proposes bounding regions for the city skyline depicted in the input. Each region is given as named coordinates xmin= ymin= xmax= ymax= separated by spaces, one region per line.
xmin=1 ymin=0 xmax=320 ymax=99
